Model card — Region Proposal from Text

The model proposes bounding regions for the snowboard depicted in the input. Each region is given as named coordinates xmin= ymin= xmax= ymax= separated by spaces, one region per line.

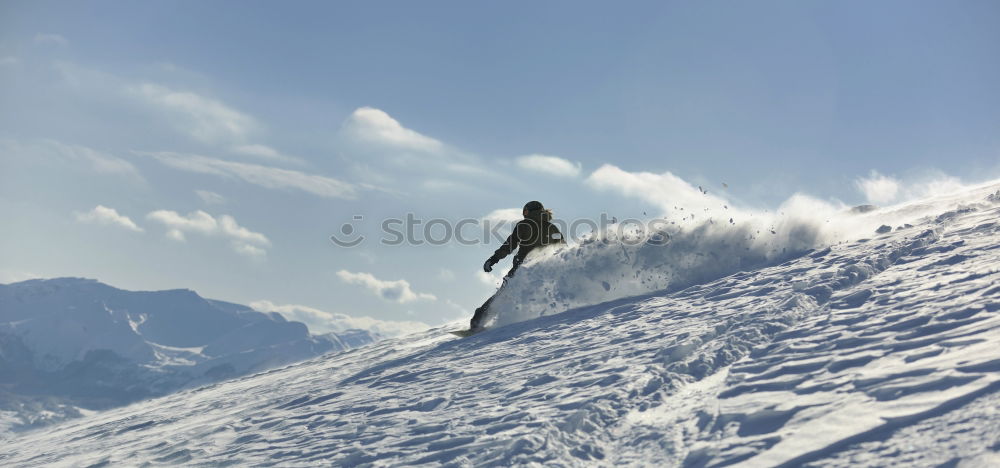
xmin=449 ymin=328 xmax=483 ymax=337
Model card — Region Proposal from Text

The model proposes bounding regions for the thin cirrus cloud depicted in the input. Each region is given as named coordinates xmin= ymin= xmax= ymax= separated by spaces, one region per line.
xmin=336 ymin=270 xmax=437 ymax=304
xmin=52 ymin=63 xmax=294 ymax=163
xmin=228 ymin=144 xmax=300 ymax=164
xmin=515 ymin=154 xmax=582 ymax=178
xmin=53 ymin=142 xmax=144 ymax=182
xmin=34 ymin=33 xmax=68 ymax=46
xmin=1 ymin=138 xmax=144 ymax=183
xmin=248 ymin=300 xmax=430 ymax=337
xmin=74 ymin=205 xmax=144 ymax=232
xmin=144 ymin=151 xmax=358 ymax=199
xmin=146 ymin=209 xmax=270 ymax=257
xmin=195 ymin=189 xmax=226 ymax=205
xmin=127 ymin=82 xmax=299 ymax=163
xmin=127 ymin=83 xmax=257 ymax=145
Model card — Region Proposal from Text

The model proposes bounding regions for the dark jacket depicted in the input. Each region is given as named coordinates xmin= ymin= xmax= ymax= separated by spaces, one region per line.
xmin=492 ymin=209 xmax=565 ymax=266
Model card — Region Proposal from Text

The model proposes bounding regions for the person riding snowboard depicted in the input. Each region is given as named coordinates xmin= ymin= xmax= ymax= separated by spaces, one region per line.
xmin=469 ymin=200 xmax=565 ymax=330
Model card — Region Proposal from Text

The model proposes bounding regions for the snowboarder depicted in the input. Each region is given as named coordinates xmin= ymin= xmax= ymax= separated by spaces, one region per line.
xmin=468 ymin=200 xmax=565 ymax=331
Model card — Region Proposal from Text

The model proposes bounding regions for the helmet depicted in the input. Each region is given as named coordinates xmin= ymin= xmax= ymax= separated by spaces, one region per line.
xmin=523 ymin=200 xmax=544 ymax=212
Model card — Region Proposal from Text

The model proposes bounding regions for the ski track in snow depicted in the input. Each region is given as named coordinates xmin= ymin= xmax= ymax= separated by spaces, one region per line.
xmin=3 ymin=185 xmax=1000 ymax=467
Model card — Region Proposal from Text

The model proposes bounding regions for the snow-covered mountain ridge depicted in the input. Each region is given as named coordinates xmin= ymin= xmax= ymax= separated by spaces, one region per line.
xmin=3 ymin=183 xmax=999 ymax=466
xmin=0 ymin=278 xmax=378 ymax=433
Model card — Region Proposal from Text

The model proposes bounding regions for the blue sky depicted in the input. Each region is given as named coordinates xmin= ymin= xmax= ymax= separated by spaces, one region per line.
xmin=2 ymin=1 xmax=998 ymax=334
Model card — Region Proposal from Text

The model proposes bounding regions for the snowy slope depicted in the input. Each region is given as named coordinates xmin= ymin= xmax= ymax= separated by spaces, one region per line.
xmin=3 ymin=184 xmax=999 ymax=466
xmin=0 ymin=279 xmax=378 ymax=434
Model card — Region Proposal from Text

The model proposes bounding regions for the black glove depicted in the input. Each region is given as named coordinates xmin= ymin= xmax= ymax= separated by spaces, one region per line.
xmin=483 ymin=256 xmax=498 ymax=273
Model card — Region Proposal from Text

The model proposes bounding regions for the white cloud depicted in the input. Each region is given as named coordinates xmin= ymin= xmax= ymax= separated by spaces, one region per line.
xmin=515 ymin=154 xmax=581 ymax=178
xmin=128 ymin=83 xmax=257 ymax=144
xmin=229 ymin=144 xmax=300 ymax=163
xmin=0 ymin=56 xmax=19 ymax=67
xmin=338 ymin=107 xmax=506 ymax=194
xmin=343 ymin=107 xmax=443 ymax=152
xmin=34 ymin=33 xmax=68 ymax=46
xmin=74 ymin=205 xmax=144 ymax=232
xmin=481 ymin=208 xmax=523 ymax=225
xmin=249 ymin=300 xmax=430 ymax=337
xmin=165 ymin=229 xmax=186 ymax=242
xmin=336 ymin=270 xmax=436 ymax=304
xmin=585 ymin=164 xmax=726 ymax=213
xmin=145 ymin=151 xmax=357 ymax=199
xmin=232 ymin=243 xmax=267 ymax=258
xmin=855 ymin=171 xmax=900 ymax=205
xmin=217 ymin=214 xmax=269 ymax=245
xmin=146 ymin=210 xmax=217 ymax=238
xmin=146 ymin=209 xmax=270 ymax=257
xmin=195 ymin=189 xmax=226 ymax=205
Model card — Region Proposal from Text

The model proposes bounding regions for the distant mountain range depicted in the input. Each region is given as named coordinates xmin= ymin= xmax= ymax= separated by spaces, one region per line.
xmin=0 ymin=277 xmax=378 ymax=434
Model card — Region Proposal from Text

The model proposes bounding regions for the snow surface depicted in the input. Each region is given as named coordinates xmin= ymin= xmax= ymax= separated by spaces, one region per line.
xmin=3 ymin=183 xmax=999 ymax=466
